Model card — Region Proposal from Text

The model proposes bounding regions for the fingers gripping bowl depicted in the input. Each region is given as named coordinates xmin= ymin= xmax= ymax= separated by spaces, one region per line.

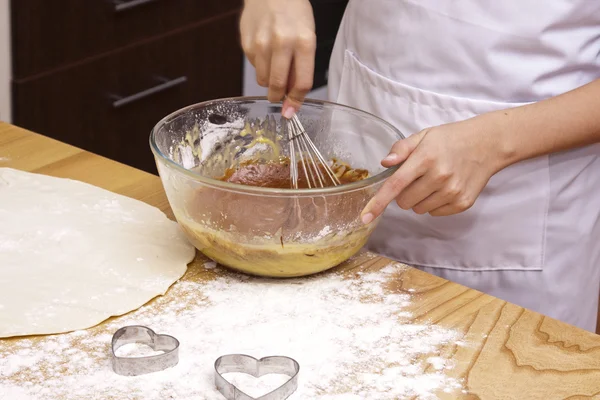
xmin=150 ymin=97 xmax=403 ymax=277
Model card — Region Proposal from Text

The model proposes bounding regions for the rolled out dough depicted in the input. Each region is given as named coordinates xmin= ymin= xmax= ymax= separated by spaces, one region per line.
xmin=0 ymin=168 xmax=196 ymax=338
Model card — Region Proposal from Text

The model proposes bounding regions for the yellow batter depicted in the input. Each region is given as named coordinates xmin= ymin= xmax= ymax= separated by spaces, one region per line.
xmin=174 ymin=209 xmax=375 ymax=277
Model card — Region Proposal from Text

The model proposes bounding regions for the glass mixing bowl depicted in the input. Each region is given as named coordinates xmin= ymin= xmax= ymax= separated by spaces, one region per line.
xmin=150 ymin=97 xmax=404 ymax=277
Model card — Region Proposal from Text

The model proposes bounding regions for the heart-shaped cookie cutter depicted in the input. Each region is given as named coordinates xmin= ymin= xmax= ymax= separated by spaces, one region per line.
xmin=214 ymin=354 xmax=300 ymax=400
xmin=110 ymin=325 xmax=180 ymax=376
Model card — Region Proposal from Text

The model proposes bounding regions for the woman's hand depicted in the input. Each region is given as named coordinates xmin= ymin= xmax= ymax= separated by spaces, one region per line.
xmin=240 ymin=0 xmax=316 ymax=117
xmin=361 ymin=114 xmax=507 ymax=224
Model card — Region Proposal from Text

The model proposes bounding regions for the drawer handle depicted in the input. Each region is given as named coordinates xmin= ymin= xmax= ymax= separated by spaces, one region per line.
xmin=113 ymin=0 xmax=158 ymax=12
xmin=110 ymin=76 xmax=188 ymax=108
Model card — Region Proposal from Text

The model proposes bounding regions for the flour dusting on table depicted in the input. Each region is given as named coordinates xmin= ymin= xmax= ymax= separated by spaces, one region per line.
xmin=0 ymin=262 xmax=465 ymax=399
xmin=114 ymin=343 xmax=165 ymax=358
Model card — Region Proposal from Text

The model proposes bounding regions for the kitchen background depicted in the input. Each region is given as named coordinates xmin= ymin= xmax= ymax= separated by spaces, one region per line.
xmin=0 ymin=0 xmax=348 ymax=174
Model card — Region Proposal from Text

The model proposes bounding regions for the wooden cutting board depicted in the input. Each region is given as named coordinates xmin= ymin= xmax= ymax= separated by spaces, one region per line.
xmin=2 ymin=122 xmax=600 ymax=399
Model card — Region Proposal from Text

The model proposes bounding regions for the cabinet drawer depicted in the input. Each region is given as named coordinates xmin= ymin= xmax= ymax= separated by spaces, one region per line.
xmin=13 ymin=13 xmax=243 ymax=174
xmin=11 ymin=0 xmax=242 ymax=79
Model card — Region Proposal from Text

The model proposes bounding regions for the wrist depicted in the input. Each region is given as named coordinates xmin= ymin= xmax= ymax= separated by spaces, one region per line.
xmin=482 ymin=108 xmax=522 ymax=172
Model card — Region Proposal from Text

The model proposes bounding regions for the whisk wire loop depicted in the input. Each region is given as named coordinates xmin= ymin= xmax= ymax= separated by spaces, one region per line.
xmin=286 ymin=114 xmax=341 ymax=189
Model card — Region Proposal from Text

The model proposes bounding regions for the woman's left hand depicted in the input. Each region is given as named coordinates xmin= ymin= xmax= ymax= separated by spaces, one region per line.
xmin=361 ymin=113 xmax=507 ymax=224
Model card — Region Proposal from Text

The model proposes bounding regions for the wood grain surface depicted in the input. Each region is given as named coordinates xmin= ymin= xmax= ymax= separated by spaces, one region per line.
xmin=2 ymin=122 xmax=600 ymax=399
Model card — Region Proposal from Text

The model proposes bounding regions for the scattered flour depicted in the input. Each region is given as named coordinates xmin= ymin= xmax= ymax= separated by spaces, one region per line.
xmin=241 ymin=142 xmax=270 ymax=159
xmin=114 ymin=343 xmax=165 ymax=358
xmin=426 ymin=357 xmax=449 ymax=371
xmin=222 ymin=372 xmax=291 ymax=398
xmin=315 ymin=225 xmax=332 ymax=239
xmin=196 ymin=119 xmax=245 ymax=162
xmin=0 ymin=263 xmax=465 ymax=399
xmin=204 ymin=261 xmax=217 ymax=270
xmin=169 ymin=118 xmax=245 ymax=170
xmin=178 ymin=146 xmax=195 ymax=170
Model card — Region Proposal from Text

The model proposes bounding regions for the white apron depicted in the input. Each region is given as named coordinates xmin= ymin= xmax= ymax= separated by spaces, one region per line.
xmin=328 ymin=0 xmax=600 ymax=331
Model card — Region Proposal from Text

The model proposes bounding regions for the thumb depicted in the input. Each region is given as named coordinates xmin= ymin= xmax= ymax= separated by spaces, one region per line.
xmin=381 ymin=128 xmax=429 ymax=167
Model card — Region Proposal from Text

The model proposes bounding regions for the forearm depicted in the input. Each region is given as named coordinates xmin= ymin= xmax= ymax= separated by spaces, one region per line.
xmin=492 ymin=78 xmax=600 ymax=170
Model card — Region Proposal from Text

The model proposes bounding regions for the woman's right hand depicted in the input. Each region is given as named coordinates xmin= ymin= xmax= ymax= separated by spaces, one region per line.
xmin=240 ymin=0 xmax=317 ymax=118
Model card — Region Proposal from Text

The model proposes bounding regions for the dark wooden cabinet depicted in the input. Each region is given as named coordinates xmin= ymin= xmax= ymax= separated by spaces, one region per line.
xmin=11 ymin=0 xmax=241 ymax=79
xmin=13 ymin=13 xmax=242 ymax=173
xmin=11 ymin=0 xmax=243 ymax=174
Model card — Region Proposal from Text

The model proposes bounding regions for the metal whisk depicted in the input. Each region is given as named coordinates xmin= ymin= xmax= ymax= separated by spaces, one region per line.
xmin=286 ymin=114 xmax=341 ymax=189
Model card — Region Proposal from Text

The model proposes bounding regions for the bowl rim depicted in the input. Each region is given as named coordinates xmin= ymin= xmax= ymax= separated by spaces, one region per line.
xmin=149 ymin=96 xmax=404 ymax=196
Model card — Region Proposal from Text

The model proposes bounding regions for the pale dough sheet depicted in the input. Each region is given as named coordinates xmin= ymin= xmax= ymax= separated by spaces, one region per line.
xmin=0 ymin=168 xmax=196 ymax=338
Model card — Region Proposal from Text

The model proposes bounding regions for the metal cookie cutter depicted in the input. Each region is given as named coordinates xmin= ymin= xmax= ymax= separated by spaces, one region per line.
xmin=214 ymin=354 xmax=300 ymax=400
xmin=110 ymin=325 xmax=180 ymax=376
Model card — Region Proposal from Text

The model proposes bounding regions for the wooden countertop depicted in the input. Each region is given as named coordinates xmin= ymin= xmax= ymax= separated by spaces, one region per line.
xmin=2 ymin=121 xmax=600 ymax=399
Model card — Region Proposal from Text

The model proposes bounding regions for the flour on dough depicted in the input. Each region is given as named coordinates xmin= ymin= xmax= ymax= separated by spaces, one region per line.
xmin=0 ymin=168 xmax=196 ymax=338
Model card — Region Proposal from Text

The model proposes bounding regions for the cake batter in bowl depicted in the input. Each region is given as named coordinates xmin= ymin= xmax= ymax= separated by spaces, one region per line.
xmin=150 ymin=97 xmax=403 ymax=277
